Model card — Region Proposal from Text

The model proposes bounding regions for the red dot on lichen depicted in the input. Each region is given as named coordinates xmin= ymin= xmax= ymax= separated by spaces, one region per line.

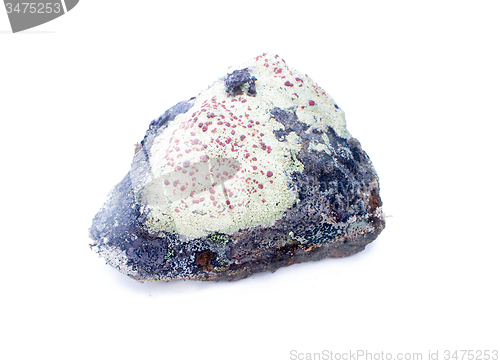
xmin=267 ymin=171 xmax=273 ymax=178
xmin=164 ymin=179 xmax=170 ymax=185
xmin=225 ymin=200 xmax=230 ymax=205
xmin=258 ymin=184 xmax=263 ymax=189
xmin=183 ymin=161 xmax=190 ymax=168
xmin=309 ymin=100 xmax=315 ymax=106
xmin=240 ymin=135 xmax=246 ymax=141
xmin=284 ymin=81 xmax=293 ymax=87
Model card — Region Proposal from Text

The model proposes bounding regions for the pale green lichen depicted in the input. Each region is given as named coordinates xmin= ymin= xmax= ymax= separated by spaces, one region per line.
xmin=142 ymin=54 xmax=349 ymax=238
xmin=308 ymin=140 xmax=331 ymax=155
xmin=163 ymin=249 xmax=174 ymax=260
xmin=208 ymin=232 xmax=230 ymax=246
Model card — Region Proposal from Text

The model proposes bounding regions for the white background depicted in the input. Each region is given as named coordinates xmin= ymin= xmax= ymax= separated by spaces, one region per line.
xmin=1 ymin=1 xmax=499 ymax=363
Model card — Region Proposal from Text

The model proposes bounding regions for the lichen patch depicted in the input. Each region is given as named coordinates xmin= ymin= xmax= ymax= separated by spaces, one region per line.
xmin=141 ymin=53 xmax=351 ymax=238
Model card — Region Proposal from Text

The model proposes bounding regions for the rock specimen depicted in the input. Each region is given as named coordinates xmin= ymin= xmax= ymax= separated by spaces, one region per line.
xmin=89 ymin=53 xmax=385 ymax=282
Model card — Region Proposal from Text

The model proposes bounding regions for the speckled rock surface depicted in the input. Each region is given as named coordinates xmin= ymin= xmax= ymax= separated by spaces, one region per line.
xmin=89 ymin=53 xmax=385 ymax=282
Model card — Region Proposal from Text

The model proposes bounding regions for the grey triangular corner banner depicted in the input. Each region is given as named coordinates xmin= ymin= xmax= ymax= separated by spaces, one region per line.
xmin=65 ymin=0 xmax=79 ymax=12
xmin=4 ymin=0 xmax=80 ymax=33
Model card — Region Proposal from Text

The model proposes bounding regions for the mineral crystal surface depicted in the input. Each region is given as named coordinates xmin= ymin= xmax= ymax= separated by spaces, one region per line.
xmin=89 ymin=53 xmax=385 ymax=282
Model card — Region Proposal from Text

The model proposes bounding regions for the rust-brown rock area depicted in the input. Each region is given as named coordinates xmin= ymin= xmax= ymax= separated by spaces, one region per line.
xmin=89 ymin=54 xmax=385 ymax=282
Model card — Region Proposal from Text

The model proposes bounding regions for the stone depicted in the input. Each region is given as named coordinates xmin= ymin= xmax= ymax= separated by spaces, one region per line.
xmin=89 ymin=53 xmax=385 ymax=282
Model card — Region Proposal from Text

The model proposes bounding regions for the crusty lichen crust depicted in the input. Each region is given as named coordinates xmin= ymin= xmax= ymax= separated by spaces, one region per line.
xmin=142 ymin=54 xmax=351 ymax=238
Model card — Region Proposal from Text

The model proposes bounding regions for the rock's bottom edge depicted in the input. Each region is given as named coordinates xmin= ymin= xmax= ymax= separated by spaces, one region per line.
xmin=123 ymin=217 xmax=385 ymax=283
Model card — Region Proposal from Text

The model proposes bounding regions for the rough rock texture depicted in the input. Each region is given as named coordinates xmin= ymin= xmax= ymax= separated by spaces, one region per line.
xmin=89 ymin=53 xmax=385 ymax=282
